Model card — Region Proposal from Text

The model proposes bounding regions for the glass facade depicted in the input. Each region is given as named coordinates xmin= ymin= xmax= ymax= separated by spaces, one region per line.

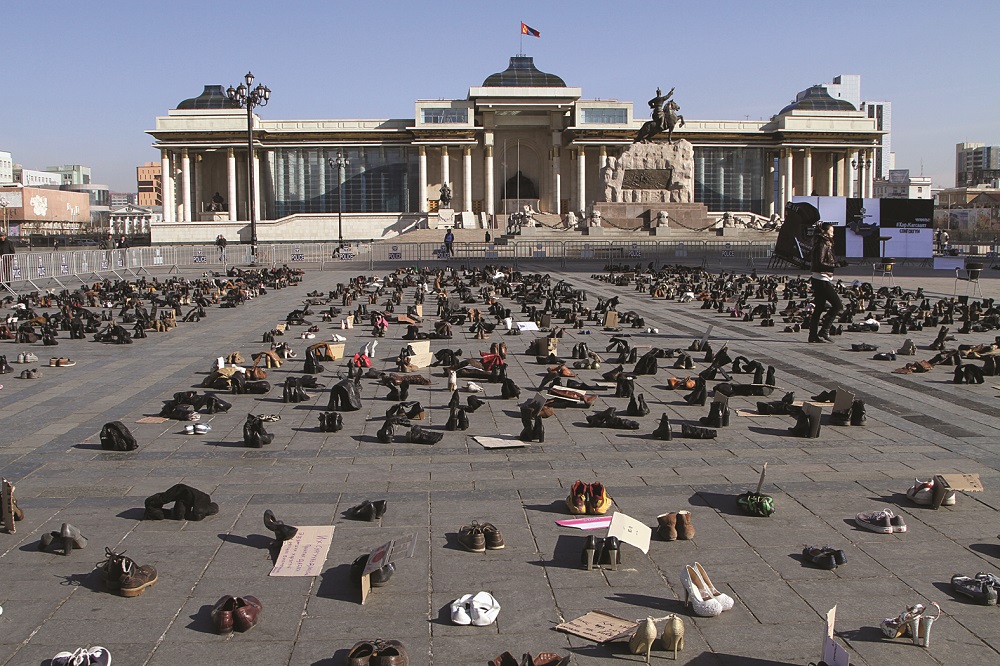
xmin=694 ymin=147 xmax=766 ymax=214
xmin=421 ymin=108 xmax=469 ymax=124
xmin=581 ymin=108 xmax=627 ymax=124
xmin=264 ymin=147 xmax=416 ymax=217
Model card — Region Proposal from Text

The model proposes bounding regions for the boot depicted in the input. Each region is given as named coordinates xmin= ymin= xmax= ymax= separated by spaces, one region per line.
xmin=849 ymin=400 xmax=867 ymax=426
xmin=326 ymin=412 xmax=344 ymax=432
xmin=465 ymin=395 xmax=485 ymax=413
xmin=615 ymin=374 xmax=634 ymax=398
xmin=531 ymin=415 xmax=544 ymax=442
xmin=765 ymin=366 xmax=776 ymax=387
xmin=830 ymin=405 xmax=852 ymax=426
xmin=445 ymin=407 xmax=460 ymax=431
xmin=683 ymin=380 xmax=707 ymax=406
xmin=586 ymin=407 xmax=616 ymax=428
xmin=675 ymin=510 xmax=695 ymax=539
xmin=519 ymin=406 xmax=537 ymax=441
xmin=681 ymin=423 xmax=716 ymax=439
xmin=407 ymin=426 xmax=443 ymax=445
xmin=457 ymin=408 xmax=470 ymax=431
xmin=377 ymin=419 xmax=395 ymax=443
xmin=699 ymin=402 xmax=723 ymax=428
xmin=656 ymin=512 xmax=677 ymax=541
xmin=652 ymin=413 xmax=672 ymax=440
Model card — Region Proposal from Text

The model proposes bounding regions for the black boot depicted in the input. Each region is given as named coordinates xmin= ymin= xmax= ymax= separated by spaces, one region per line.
xmin=683 ymin=380 xmax=707 ymax=406
xmin=465 ymin=395 xmax=486 ymax=412
xmin=407 ymin=426 xmax=443 ymax=445
xmin=377 ymin=418 xmax=396 ymax=443
xmin=531 ymin=415 xmax=544 ymax=442
xmin=519 ymin=406 xmax=536 ymax=441
xmin=765 ymin=366 xmax=776 ymax=387
xmin=652 ymin=413 xmax=672 ymax=440
xmin=849 ymin=400 xmax=867 ymax=426
xmin=457 ymin=407 xmax=470 ymax=431
xmin=445 ymin=407 xmax=459 ymax=431
xmin=681 ymin=423 xmax=716 ymax=439
xmin=699 ymin=402 xmax=723 ymax=428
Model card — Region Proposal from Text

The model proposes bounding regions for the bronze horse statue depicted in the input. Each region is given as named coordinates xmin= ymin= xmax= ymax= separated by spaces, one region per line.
xmin=634 ymin=100 xmax=685 ymax=144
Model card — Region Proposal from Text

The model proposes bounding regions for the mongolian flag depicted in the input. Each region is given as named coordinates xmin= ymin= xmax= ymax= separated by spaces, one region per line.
xmin=521 ymin=22 xmax=540 ymax=37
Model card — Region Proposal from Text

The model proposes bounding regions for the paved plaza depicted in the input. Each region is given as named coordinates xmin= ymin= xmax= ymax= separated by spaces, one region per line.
xmin=1 ymin=260 xmax=1000 ymax=666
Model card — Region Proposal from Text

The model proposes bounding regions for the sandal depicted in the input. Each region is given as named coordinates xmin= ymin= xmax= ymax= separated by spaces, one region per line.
xmin=908 ymin=602 xmax=941 ymax=647
xmin=256 ymin=414 xmax=281 ymax=422
xmin=880 ymin=603 xmax=925 ymax=639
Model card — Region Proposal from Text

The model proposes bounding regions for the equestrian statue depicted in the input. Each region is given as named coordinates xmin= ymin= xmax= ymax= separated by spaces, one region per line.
xmin=634 ymin=86 xmax=686 ymax=144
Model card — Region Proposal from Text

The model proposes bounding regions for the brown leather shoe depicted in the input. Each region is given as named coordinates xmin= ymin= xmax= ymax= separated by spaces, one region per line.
xmin=211 ymin=595 xmax=236 ymax=633
xmin=675 ymin=510 xmax=696 ymax=540
xmin=233 ymin=595 xmax=263 ymax=632
xmin=458 ymin=523 xmax=487 ymax=553
xmin=371 ymin=640 xmax=408 ymax=666
xmin=480 ymin=523 xmax=505 ymax=550
xmin=347 ymin=641 xmax=377 ymax=666
xmin=657 ymin=512 xmax=678 ymax=541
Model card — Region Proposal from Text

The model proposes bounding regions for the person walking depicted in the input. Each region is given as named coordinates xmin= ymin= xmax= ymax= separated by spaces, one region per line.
xmin=808 ymin=222 xmax=844 ymax=343
xmin=0 ymin=232 xmax=16 ymax=284
xmin=444 ymin=229 xmax=454 ymax=256
xmin=215 ymin=234 xmax=228 ymax=261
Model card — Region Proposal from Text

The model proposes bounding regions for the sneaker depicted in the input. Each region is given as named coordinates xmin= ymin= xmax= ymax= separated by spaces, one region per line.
xmin=457 ymin=523 xmax=487 ymax=553
xmin=450 ymin=594 xmax=474 ymax=625
xmin=87 ymin=646 xmax=112 ymax=666
xmin=855 ymin=508 xmax=896 ymax=534
xmin=51 ymin=649 xmax=89 ymax=666
xmin=468 ymin=591 xmax=501 ymax=626
xmin=565 ymin=480 xmax=588 ymax=515
xmin=587 ymin=482 xmax=612 ymax=515
xmin=890 ymin=514 xmax=907 ymax=533
xmin=480 ymin=522 xmax=505 ymax=550
xmin=906 ymin=478 xmax=957 ymax=506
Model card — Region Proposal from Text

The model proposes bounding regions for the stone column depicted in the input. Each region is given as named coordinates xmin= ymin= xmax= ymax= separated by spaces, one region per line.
xmin=193 ymin=153 xmax=204 ymax=219
xmin=865 ymin=148 xmax=875 ymax=198
xmin=253 ymin=149 xmax=261 ymax=224
xmin=576 ymin=146 xmax=587 ymax=213
xmin=777 ymin=149 xmax=787 ymax=210
xmin=462 ymin=146 xmax=472 ymax=212
xmin=484 ymin=146 xmax=494 ymax=215
xmin=440 ymin=146 xmax=450 ymax=194
xmin=827 ymin=154 xmax=835 ymax=196
xmin=844 ymin=152 xmax=854 ymax=197
xmin=783 ymin=149 xmax=794 ymax=208
xmin=804 ymin=148 xmax=813 ymax=196
xmin=765 ymin=153 xmax=775 ymax=216
xmin=181 ymin=149 xmax=192 ymax=223
xmin=418 ymin=146 xmax=428 ymax=213
xmin=161 ymin=150 xmax=174 ymax=223
xmin=551 ymin=146 xmax=561 ymax=215
xmin=227 ymin=148 xmax=237 ymax=221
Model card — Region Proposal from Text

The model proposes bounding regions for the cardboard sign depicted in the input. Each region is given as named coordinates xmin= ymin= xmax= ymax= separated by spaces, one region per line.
xmin=362 ymin=533 xmax=417 ymax=577
xmin=555 ymin=516 xmax=614 ymax=530
xmin=555 ymin=610 xmax=637 ymax=643
xmin=832 ymin=388 xmax=855 ymax=413
xmin=269 ymin=526 xmax=335 ymax=577
xmin=475 ymin=435 xmax=529 ymax=449
xmin=939 ymin=473 xmax=983 ymax=492
xmin=607 ymin=512 xmax=652 ymax=554
xmin=821 ymin=606 xmax=850 ymax=666
xmin=698 ymin=325 xmax=714 ymax=351
xmin=517 ymin=321 xmax=540 ymax=331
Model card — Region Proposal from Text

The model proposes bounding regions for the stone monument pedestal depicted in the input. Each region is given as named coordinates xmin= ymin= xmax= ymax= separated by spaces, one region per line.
xmin=437 ymin=208 xmax=455 ymax=229
xmin=584 ymin=227 xmax=605 ymax=236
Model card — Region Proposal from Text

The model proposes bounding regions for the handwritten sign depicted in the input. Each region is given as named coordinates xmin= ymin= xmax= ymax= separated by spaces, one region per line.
xmin=269 ymin=525 xmax=335 ymax=577
xmin=607 ymin=512 xmax=652 ymax=554
xmin=555 ymin=610 xmax=637 ymax=643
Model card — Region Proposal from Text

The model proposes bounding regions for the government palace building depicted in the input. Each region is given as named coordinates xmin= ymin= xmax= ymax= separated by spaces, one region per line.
xmin=147 ymin=55 xmax=883 ymax=243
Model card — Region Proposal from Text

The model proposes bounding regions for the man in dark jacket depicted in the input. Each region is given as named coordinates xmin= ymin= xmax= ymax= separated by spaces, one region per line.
xmin=808 ymin=222 xmax=844 ymax=343
xmin=0 ymin=232 xmax=15 ymax=257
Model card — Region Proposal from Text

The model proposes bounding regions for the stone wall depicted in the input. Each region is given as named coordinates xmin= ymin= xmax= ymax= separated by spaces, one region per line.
xmin=617 ymin=140 xmax=694 ymax=204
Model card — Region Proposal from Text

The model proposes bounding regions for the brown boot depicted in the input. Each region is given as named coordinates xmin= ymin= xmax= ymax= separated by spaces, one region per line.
xmin=675 ymin=510 xmax=696 ymax=540
xmin=656 ymin=512 xmax=677 ymax=541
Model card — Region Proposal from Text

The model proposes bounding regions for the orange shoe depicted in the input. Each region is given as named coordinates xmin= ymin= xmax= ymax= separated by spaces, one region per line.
xmin=565 ymin=480 xmax=589 ymax=515
xmin=587 ymin=482 xmax=612 ymax=515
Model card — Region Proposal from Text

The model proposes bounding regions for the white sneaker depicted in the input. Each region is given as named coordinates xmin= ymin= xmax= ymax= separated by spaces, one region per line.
xmin=367 ymin=340 xmax=379 ymax=357
xmin=468 ymin=591 xmax=501 ymax=626
xmin=449 ymin=594 xmax=474 ymax=625
xmin=464 ymin=382 xmax=485 ymax=393
xmin=331 ymin=334 xmax=347 ymax=342
xmin=906 ymin=478 xmax=957 ymax=506
xmin=855 ymin=508 xmax=897 ymax=534
xmin=87 ymin=646 xmax=111 ymax=666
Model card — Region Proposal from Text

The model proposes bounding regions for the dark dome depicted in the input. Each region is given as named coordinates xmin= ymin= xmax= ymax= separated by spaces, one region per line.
xmin=779 ymin=85 xmax=856 ymax=115
xmin=177 ymin=85 xmax=241 ymax=110
xmin=482 ymin=56 xmax=566 ymax=87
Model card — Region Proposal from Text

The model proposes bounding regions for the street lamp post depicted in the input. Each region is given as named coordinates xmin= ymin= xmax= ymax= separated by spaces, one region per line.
xmin=227 ymin=72 xmax=271 ymax=263
xmin=851 ymin=155 xmax=872 ymax=198
xmin=0 ymin=197 xmax=8 ymax=235
xmin=328 ymin=153 xmax=349 ymax=251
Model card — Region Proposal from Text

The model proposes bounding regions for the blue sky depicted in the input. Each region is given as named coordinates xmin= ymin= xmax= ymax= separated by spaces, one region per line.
xmin=2 ymin=1 xmax=996 ymax=192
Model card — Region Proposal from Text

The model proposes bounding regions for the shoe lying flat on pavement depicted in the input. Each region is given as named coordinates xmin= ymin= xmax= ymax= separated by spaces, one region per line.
xmin=952 ymin=574 xmax=998 ymax=605
xmin=855 ymin=508 xmax=906 ymax=534
xmin=468 ymin=591 xmax=501 ymax=626
xmin=906 ymin=478 xmax=957 ymax=506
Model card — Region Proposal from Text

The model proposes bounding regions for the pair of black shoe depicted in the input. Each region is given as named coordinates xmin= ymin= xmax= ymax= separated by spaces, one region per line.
xmin=318 ymin=412 xmax=344 ymax=432
xmin=829 ymin=400 xmax=867 ymax=427
xmin=802 ymin=546 xmax=847 ymax=570
xmin=757 ymin=392 xmax=796 ymax=415
xmin=680 ymin=423 xmax=716 ymax=439
xmin=347 ymin=499 xmax=387 ymax=522
xmin=445 ymin=406 xmax=470 ymax=431
xmin=954 ymin=364 xmax=985 ymax=385
xmin=377 ymin=416 xmax=410 ymax=443
xmin=699 ymin=402 xmax=730 ymax=428
xmin=387 ymin=401 xmax=424 ymax=420
xmin=350 ymin=552 xmax=395 ymax=587
xmin=283 ymin=377 xmax=310 ymax=403
xmin=586 ymin=407 xmax=639 ymax=430
xmin=243 ymin=414 xmax=274 ymax=448
xmin=626 ymin=394 xmax=650 ymax=417
xmin=580 ymin=535 xmax=621 ymax=570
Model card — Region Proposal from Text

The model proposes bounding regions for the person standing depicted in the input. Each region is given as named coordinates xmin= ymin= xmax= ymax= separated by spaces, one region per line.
xmin=808 ymin=222 xmax=844 ymax=343
xmin=216 ymin=234 xmax=228 ymax=261
xmin=444 ymin=229 xmax=454 ymax=256
xmin=0 ymin=232 xmax=16 ymax=284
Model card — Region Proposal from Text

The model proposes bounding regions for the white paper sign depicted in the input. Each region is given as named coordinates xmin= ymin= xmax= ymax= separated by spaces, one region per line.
xmin=607 ymin=512 xmax=651 ymax=554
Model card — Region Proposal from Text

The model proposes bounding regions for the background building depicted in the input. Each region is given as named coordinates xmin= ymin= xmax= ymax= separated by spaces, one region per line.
xmin=805 ymin=75 xmax=893 ymax=181
xmin=12 ymin=165 xmax=61 ymax=187
xmin=0 ymin=150 xmax=12 ymax=184
xmin=136 ymin=161 xmax=162 ymax=207
xmin=147 ymin=56 xmax=883 ymax=244
xmin=0 ymin=186 xmax=91 ymax=236
xmin=874 ymin=169 xmax=932 ymax=199
xmin=110 ymin=192 xmax=137 ymax=207
xmin=956 ymin=142 xmax=1000 ymax=187
xmin=44 ymin=164 xmax=92 ymax=185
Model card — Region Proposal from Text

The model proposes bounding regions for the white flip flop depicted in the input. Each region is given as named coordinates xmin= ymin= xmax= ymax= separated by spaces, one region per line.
xmin=450 ymin=594 xmax=474 ymax=625
xmin=468 ymin=591 xmax=500 ymax=626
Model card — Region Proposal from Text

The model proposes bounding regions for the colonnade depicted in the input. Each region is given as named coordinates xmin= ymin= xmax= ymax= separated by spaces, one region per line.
xmin=774 ymin=146 xmax=878 ymax=214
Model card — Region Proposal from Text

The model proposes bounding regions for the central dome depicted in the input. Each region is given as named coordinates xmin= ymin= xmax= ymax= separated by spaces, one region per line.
xmin=482 ymin=56 xmax=566 ymax=87
xmin=779 ymin=85 xmax=857 ymax=115
xmin=177 ymin=85 xmax=242 ymax=110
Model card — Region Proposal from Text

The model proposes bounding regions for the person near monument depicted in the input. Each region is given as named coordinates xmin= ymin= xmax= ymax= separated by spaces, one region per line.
xmin=808 ymin=222 xmax=844 ymax=343
xmin=444 ymin=229 xmax=454 ymax=256
xmin=216 ymin=234 xmax=228 ymax=261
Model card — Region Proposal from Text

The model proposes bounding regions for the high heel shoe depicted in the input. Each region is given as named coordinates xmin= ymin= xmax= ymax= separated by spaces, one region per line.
xmin=263 ymin=509 xmax=298 ymax=542
xmin=681 ymin=564 xmax=723 ymax=617
xmin=599 ymin=536 xmax=620 ymax=570
xmin=880 ymin=603 xmax=925 ymax=639
xmin=660 ymin=614 xmax=684 ymax=659
xmin=908 ymin=602 xmax=940 ymax=647
xmin=580 ymin=534 xmax=598 ymax=571
xmin=628 ymin=617 xmax=658 ymax=664
xmin=60 ymin=523 xmax=87 ymax=555
xmin=693 ymin=562 xmax=733 ymax=610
